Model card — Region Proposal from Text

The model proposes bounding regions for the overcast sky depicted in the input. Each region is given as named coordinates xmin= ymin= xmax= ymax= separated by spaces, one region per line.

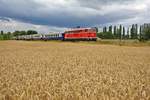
xmin=0 ymin=0 xmax=150 ymax=33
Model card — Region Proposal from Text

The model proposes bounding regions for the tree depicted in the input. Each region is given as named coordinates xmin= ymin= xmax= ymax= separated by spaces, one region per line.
xmin=130 ymin=24 xmax=134 ymax=39
xmin=103 ymin=27 xmax=107 ymax=33
xmin=119 ymin=25 xmax=122 ymax=40
xmin=114 ymin=26 xmax=117 ymax=38
xmin=7 ymin=32 xmax=11 ymax=35
xmin=126 ymin=28 xmax=130 ymax=39
xmin=104 ymin=32 xmax=114 ymax=39
xmin=135 ymin=24 xmax=138 ymax=36
xmin=131 ymin=24 xmax=138 ymax=39
xmin=139 ymin=25 xmax=142 ymax=41
xmin=116 ymin=27 xmax=120 ymax=39
xmin=109 ymin=25 xmax=112 ymax=34
xmin=138 ymin=24 xmax=150 ymax=41
xmin=1 ymin=31 xmax=4 ymax=35
xmin=13 ymin=31 xmax=20 ymax=36
xmin=144 ymin=27 xmax=150 ymax=40
xmin=97 ymin=32 xmax=104 ymax=39
xmin=0 ymin=31 xmax=3 ymax=40
xmin=97 ymin=32 xmax=114 ymax=39
xmin=93 ymin=27 xmax=98 ymax=33
xmin=123 ymin=27 xmax=125 ymax=39
xmin=20 ymin=31 xmax=26 ymax=35
xmin=27 ymin=30 xmax=38 ymax=35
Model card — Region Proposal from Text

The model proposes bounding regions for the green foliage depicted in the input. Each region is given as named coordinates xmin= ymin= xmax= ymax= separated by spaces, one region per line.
xmin=139 ymin=24 xmax=150 ymax=41
xmin=92 ymin=27 xmax=98 ymax=33
xmin=103 ymin=27 xmax=107 ymax=33
xmin=109 ymin=26 xmax=112 ymax=33
xmin=0 ymin=35 xmax=3 ymax=40
xmin=97 ymin=32 xmax=114 ymax=39
xmin=119 ymin=25 xmax=122 ymax=40
xmin=143 ymin=28 xmax=150 ymax=40
xmin=0 ymin=30 xmax=38 ymax=40
xmin=116 ymin=28 xmax=120 ymax=39
xmin=139 ymin=25 xmax=142 ymax=41
xmin=1 ymin=31 xmax=4 ymax=35
xmin=130 ymin=24 xmax=138 ymax=39
xmin=13 ymin=31 xmax=21 ymax=36
xmin=126 ymin=28 xmax=130 ymax=39
xmin=0 ymin=31 xmax=12 ymax=40
xmin=13 ymin=30 xmax=38 ymax=36
xmin=0 ymin=33 xmax=13 ymax=40
xmin=27 ymin=30 xmax=38 ymax=35
xmin=20 ymin=31 xmax=26 ymax=35
xmin=123 ymin=27 xmax=125 ymax=39
xmin=113 ymin=26 xmax=117 ymax=38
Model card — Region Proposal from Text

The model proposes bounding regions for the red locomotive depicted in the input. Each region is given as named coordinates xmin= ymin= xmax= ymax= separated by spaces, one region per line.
xmin=63 ymin=28 xmax=97 ymax=41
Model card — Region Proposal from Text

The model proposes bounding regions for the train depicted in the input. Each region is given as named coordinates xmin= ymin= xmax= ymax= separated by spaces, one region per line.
xmin=14 ymin=28 xmax=97 ymax=41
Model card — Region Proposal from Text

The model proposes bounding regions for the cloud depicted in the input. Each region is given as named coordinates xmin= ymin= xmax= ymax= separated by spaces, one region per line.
xmin=0 ymin=0 xmax=150 ymax=32
xmin=0 ymin=17 xmax=67 ymax=33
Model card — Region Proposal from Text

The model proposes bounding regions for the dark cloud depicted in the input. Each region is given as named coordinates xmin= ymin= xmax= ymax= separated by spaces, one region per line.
xmin=0 ymin=0 xmax=148 ymax=28
xmin=0 ymin=17 xmax=10 ymax=22
xmin=76 ymin=0 xmax=135 ymax=9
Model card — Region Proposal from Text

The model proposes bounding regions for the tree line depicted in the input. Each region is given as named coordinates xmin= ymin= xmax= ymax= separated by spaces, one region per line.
xmin=0 ymin=30 xmax=38 ymax=40
xmin=1 ymin=24 xmax=150 ymax=41
xmin=97 ymin=23 xmax=150 ymax=41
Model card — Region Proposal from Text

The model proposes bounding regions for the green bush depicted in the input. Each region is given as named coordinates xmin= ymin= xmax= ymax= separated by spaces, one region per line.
xmin=97 ymin=32 xmax=114 ymax=39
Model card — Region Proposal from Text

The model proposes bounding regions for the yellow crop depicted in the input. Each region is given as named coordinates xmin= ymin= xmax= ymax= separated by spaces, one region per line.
xmin=0 ymin=41 xmax=150 ymax=100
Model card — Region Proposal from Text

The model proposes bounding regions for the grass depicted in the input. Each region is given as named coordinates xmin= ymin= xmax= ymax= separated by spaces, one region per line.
xmin=95 ymin=39 xmax=150 ymax=47
xmin=0 ymin=40 xmax=150 ymax=100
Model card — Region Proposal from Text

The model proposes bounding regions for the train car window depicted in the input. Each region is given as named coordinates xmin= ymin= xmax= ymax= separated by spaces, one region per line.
xmin=73 ymin=31 xmax=76 ymax=33
xmin=73 ymin=30 xmax=80 ymax=33
xmin=69 ymin=31 xmax=73 ymax=33
xmin=78 ymin=30 xmax=81 ymax=33
xmin=89 ymin=29 xmax=95 ymax=32
xmin=85 ymin=29 xmax=88 ymax=32
xmin=66 ymin=31 xmax=69 ymax=33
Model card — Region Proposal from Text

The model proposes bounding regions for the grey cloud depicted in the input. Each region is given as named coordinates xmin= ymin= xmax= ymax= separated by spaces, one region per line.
xmin=0 ymin=0 xmax=149 ymax=29
xmin=76 ymin=0 xmax=135 ymax=9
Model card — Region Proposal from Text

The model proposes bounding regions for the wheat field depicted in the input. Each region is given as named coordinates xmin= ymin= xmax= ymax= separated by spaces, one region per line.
xmin=0 ymin=41 xmax=150 ymax=100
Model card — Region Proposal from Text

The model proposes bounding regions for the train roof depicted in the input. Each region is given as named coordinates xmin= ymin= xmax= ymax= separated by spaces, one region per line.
xmin=68 ymin=28 xmax=94 ymax=31
xmin=65 ymin=28 xmax=95 ymax=32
